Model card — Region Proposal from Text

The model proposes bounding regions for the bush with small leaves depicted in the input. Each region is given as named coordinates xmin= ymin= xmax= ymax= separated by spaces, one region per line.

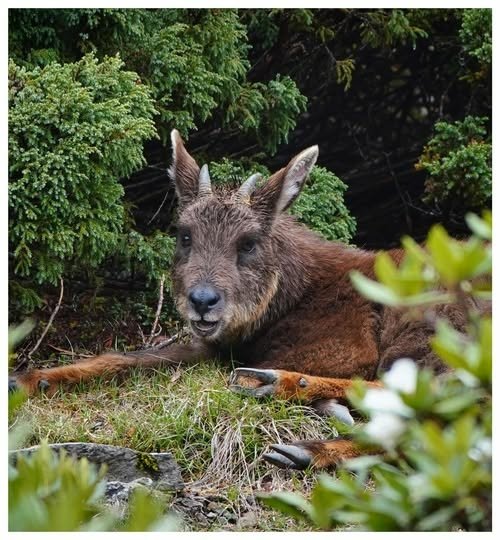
xmin=225 ymin=76 xmax=307 ymax=154
xmin=110 ymin=231 xmax=176 ymax=285
xmin=9 ymin=54 xmax=157 ymax=290
xmin=9 ymin=442 xmax=179 ymax=532
xmin=459 ymin=9 xmax=492 ymax=68
xmin=9 ymin=9 xmax=307 ymax=153
xmin=262 ymin=212 xmax=491 ymax=531
xmin=291 ymin=166 xmax=357 ymax=243
xmin=416 ymin=116 xmax=491 ymax=211
xmin=208 ymin=157 xmax=270 ymax=187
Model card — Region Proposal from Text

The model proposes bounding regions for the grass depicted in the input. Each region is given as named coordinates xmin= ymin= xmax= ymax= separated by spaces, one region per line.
xmin=13 ymin=359 xmax=339 ymax=531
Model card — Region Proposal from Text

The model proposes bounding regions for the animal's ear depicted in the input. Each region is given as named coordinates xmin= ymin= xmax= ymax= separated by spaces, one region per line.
xmin=252 ymin=145 xmax=319 ymax=216
xmin=168 ymin=129 xmax=201 ymax=206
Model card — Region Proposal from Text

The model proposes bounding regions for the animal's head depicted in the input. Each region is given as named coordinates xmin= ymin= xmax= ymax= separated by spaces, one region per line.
xmin=169 ymin=129 xmax=318 ymax=342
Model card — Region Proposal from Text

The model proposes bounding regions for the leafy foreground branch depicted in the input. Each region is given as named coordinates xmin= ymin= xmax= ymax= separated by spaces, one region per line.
xmin=9 ymin=443 xmax=179 ymax=532
xmin=261 ymin=212 xmax=491 ymax=531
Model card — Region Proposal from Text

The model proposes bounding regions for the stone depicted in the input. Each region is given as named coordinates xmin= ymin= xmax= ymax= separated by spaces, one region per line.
xmin=11 ymin=442 xmax=184 ymax=490
xmin=237 ymin=510 xmax=258 ymax=529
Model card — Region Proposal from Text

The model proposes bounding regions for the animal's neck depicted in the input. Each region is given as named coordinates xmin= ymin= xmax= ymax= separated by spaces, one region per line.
xmin=246 ymin=217 xmax=372 ymax=336
xmin=271 ymin=219 xmax=316 ymax=307
xmin=272 ymin=215 xmax=376 ymax=288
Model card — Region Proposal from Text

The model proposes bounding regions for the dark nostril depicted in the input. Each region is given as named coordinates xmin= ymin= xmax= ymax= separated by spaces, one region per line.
xmin=207 ymin=294 xmax=220 ymax=308
xmin=188 ymin=285 xmax=221 ymax=315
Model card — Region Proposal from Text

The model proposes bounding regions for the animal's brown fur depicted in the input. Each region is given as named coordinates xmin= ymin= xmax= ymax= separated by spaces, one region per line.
xmin=296 ymin=439 xmax=365 ymax=468
xmin=247 ymin=370 xmax=383 ymax=402
xmin=10 ymin=131 xmax=484 ymax=467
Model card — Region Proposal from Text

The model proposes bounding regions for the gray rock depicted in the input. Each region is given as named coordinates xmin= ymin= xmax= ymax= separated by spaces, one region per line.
xmin=237 ymin=510 xmax=258 ymax=529
xmin=195 ymin=513 xmax=209 ymax=526
xmin=11 ymin=442 xmax=184 ymax=491
xmin=105 ymin=478 xmax=154 ymax=507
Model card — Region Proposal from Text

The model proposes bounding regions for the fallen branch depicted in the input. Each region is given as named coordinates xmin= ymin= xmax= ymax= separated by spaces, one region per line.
xmin=28 ymin=277 xmax=64 ymax=359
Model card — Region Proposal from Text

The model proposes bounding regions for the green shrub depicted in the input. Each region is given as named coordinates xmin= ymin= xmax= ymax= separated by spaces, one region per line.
xmin=9 ymin=54 xmax=157 ymax=288
xmin=459 ymin=9 xmax=492 ymax=67
xmin=9 ymin=442 xmax=179 ymax=532
xmin=209 ymin=159 xmax=356 ymax=243
xmin=111 ymin=231 xmax=176 ymax=285
xmin=291 ymin=166 xmax=356 ymax=243
xmin=145 ymin=12 xmax=248 ymax=142
xmin=359 ymin=9 xmax=428 ymax=48
xmin=225 ymin=76 xmax=307 ymax=154
xmin=122 ymin=10 xmax=307 ymax=151
xmin=262 ymin=212 xmax=491 ymax=531
xmin=208 ymin=157 xmax=270 ymax=186
xmin=9 ymin=9 xmax=307 ymax=154
xmin=416 ymin=116 xmax=491 ymax=210
xmin=8 ymin=8 xmax=153 ymax=66
xmin=9 ymin=443 xmax=107 ymax=531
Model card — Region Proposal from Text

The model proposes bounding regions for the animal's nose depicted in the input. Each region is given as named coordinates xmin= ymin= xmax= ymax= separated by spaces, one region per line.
xmin=188 ymin=285 xmax=221 ymax=316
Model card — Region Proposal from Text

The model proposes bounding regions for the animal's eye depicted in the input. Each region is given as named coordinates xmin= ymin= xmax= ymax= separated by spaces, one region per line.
xmin=239 ymin=238 xmax=256 ymax=254
xmin=179 ymin=231 xmax=191 ymax=248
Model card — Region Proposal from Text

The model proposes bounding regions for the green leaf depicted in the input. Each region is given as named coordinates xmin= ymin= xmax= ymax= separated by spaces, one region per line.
xmin=416 ymin=506 xmax=457 ymax=531
xmin=465 ymin=212 xmax=492 ymax=240
xmin=118 ymin=488 xmax=178 ymax=532
xmin=258 ymin=491 xmax=313 ymax=522
xmin=401 ymin=235 xmax=430 ymax=264
xmin=476 ymin=317 xmax=492 ymax=384
xmin=432 ymin=390 xmax=481 ymax=416
xmin=426 ymin=225 xmax=460 ymax=285
xmin=431 ymin=319 xmax=469 ymax=371
xmin=374 ymin=251 xmax=399 ymax=287
xmin=350 ymin=271 xmax=401 ymax=306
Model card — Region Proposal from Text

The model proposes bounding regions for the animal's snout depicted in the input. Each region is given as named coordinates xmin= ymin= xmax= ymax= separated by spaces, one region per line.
xmin=188 ymin=284 xmax=222 ymax=316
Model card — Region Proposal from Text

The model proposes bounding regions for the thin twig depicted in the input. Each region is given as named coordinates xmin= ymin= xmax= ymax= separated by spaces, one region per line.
xmin=145 ymin=274 xmax=166 ymax=347
xmin=148 ymin=329 xmax=184 ymax=351
xmin=147 ymin=188 xmax=171 ymax=225
xmin=28 ymin=277 xmax=64 ymax=358
xmin=47 ymin=344 xmax=94 ymax=359
xmin=137 ymin=324 xmax=146 ymax=347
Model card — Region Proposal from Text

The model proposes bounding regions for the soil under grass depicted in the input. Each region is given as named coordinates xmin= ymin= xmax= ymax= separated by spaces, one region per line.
xmin=14 ymin=359 xmax=340 ymax=531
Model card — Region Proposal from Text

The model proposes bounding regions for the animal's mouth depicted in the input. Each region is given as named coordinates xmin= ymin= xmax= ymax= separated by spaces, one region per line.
xmin=190 ymin=319 xmax=220 ymax=338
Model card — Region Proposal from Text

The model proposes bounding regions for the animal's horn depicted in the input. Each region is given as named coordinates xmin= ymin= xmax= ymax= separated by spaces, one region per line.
xmin=198 ymin=164 xmax=212 ymax=197
xmin=236 ymin=173 xmax=261 ymax=203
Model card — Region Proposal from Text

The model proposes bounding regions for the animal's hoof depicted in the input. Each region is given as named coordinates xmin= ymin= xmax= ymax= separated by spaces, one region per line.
xmin=38 ymin=379 xmax=50 ymax=392
xmin=313 ymin=399 xmax=355 ymax=426
xmin=262 ymin=443 xmax=313 ymax=470
xmin=229 ymin=368 xmax=278 ymax=398
xmin=9 ymin=377 xmax=19 ymax=393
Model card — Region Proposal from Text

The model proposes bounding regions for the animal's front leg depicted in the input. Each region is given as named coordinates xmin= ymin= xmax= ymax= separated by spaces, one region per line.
xmin=9 ymin=342 xmax=211 ymax=396
xmin=262 ymin=438 xmax=365 ymax=470
xmin=229 ymin=367 xmax=381 ymax=423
